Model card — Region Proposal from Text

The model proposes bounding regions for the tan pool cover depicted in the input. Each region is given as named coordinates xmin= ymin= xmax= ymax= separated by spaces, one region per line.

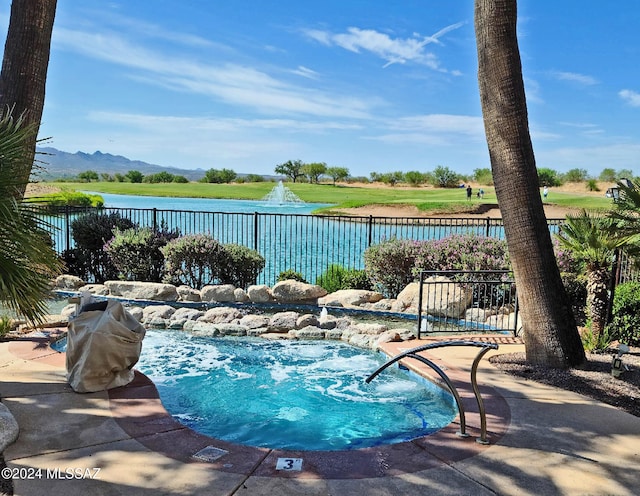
xmin=66 ymin=300 xmax=146 ymax=393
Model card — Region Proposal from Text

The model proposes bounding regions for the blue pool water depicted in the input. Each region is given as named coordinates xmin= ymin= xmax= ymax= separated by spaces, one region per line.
xmin=132 ymin=330 xmax=456 ymax=451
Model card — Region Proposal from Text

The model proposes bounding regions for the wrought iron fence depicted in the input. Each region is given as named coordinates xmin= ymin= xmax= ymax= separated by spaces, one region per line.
xmin=416 ymin=270 xmax=518 ymax=337
xmin=34 ymin=205 xmax=565 ymax=286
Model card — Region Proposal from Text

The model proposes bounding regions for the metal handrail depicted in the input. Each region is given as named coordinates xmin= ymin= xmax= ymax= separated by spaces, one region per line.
xmin=366 ymin=340 xmax=498 ymax=444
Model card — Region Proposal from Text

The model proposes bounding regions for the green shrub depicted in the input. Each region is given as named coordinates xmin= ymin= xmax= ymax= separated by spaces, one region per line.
xmin=219 ymin=243 xmax=265 ymax=289
xmin=316 ymin=264 xmax=348 ymax=293
xmin=277 ymin=269 xmax=307 ymax=283
xmin=581 ymin=323 xmax=612 ymax=352
xmin=39 ymin=191 xmax=104 ymax=208
xmin=63 ymin=211 xmax=137 ymax=282
xmin=0 ymin=314 xmax=13 ymax=337
xmin=105 ymin=227 xmax=179 ymax=282
xmin=161 ymin=234 xmax=230 ymax=289
xmin=364 ymin=238 xmax=421 ymax=297
xmin=341 ymin=268 xmax=373 ymax=290
xmin=607 ymin=282 xmax=640 ymax=346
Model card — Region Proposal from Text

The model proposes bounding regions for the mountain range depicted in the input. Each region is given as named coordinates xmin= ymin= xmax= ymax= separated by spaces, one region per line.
xmin=34 ymin=147 xmax=207 ymax=181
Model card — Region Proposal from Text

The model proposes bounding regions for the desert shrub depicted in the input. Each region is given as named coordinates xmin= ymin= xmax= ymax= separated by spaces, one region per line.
xmin=277 ymin=269 xmax=307 ymax=283
xmin=64 ymin=211 xmax=137 ymax=282
xmin=105 ymin=227 xmax=179 ymax=282
xmin=341 ymin=269 xmax=373 ymax=290
xmin=161 ymin=234 xmax=230 ymax=289
xmin=219 ymin=243 xmax=265 ymax=288
xmin=364 ymin=238 xmax=422 ymax=297
xmin=413 ymin=234 xmax=509 ymax=274
xmin=607 ymin=282 xmax=640 ymax=346
xmin=71 ymin=211 xmax=136 ymax=251
xmin=316 ymin=264 xmax=348 ymax=293
xmin=553 ymin=238 xmax=588 ymax=324
xmin=39 ymin=191 xmax=104 ymax=208
xmin=0 ymin=314 xmax=12 ymax=337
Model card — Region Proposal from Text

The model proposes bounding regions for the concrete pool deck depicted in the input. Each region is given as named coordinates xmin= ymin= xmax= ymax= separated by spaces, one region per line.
xmin=1 ymin=333 xmax=639 ymax=495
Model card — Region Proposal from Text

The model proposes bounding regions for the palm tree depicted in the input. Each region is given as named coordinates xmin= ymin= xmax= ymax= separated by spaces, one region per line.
xmin=0 ymin=108 xmax=62 ymax=324
xmin=0 ymin=0 xmax=57 ymax=198
xmin=609 ymin=179 xmax=640 ymax=254
xmin=475 ymin=0 xmax=585 ymax=367
xmin=555 ymin=210 xmax=626 ymax=342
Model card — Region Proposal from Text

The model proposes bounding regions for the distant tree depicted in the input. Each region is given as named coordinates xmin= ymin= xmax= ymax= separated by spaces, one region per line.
xmin=404 ymin=170 xmax=427 ymax=186
xmin=562 ymin=168 xmax=588 ymax=183
xmin=100 ymin=172 xmax=113 ymax=182
xmin=379 ymin=171 xmax=404 ymax=186
xmin=301 ymin=162 xmax=327 ymax=183
xmin=275 ymin=159 xmax=304 ymax=183
xmin=172 ymin=175 xmax=188 ymax=183
xmin=432 ymin=165 xmax=459 ymax=188
xmin=77 ymin=170 xmax=99 ymax=182
xmin=145 ymin=171 xmax=174 ymax=183
xmin=125 ymin=170 xmax=144 ymax=183
xmin=617 ymin=168 xmax=634 ymax=181
xmin=537 ymin=167 xmax=561 ymax=187
xmin=325 ymin=166 xmax=349 ymax=185
xmin=473 ymin=167 xmax=494 ymax=185
xmin=369 ymin=172 xmax=382 ymax=183
xmin=245 ymin=173 xmax=265 ymax=182
xmin=114 ymin=173 xmax=124 ymax=182
xmin=201 ymin=168 xmax=237 ymax=183
xmin=599 ymin=168 xmax=616 ymax=182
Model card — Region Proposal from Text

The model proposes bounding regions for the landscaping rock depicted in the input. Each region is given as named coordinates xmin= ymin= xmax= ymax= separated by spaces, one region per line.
xmin=105 ymin=281 xmax=178 ymax=301
xmin=191 ymin=322 xmax=222 ymax=336
xmin=199 ymin=307 xmax=244 ymax=324
xmin=234 ymin=288 xmax=249 ymax=302
xmin=297 ymin=314 xmax=319 ymax=329
xmin=177 ymin=285 xmax=201 ymax=302
xmin=201 ymin=284 xmax=236 ymax=302
xmin=271 ymin=280 xmax=327 ymax=303
xmin=291 ymin=325 xmax=325 ymax=339
xmin=269 ymin=311 xmax=299 ymax=331
xmin=0 ymin=403 xmax=19 ymax=452
xmin=239 ymin=314 xmax=270 ymax=329
xmin=216 ymin=323 xmax=248 ymax=336
xmin=397 ymin=277 xmax=473 ymax=318
xmin=349 ymin=322 xmax=389 ymax=335
xmin=143 ymin=305 xmax=176 ymax=322
xmin=78 ymin=284 xmax=109 ymax=296
xmin=127 ymin=306 xmax=144 ymax=322
xmin=54 ymin=274 xmax=85 ymax=290
xmin=319 ymin=289 xmax=384 ymax=307
xmin=171 ymin=307 xmax=204 ymax=321
xmin=247 ymin=285 xmax=274 ymax=303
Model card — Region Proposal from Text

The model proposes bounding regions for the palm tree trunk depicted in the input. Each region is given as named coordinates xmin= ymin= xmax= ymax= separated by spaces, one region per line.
xmin=475 ymin=0 xmax=585 ymax=367
xmin=586 ymin=267 xmax=611 ymax=342
xmin=0 ymin=0 xmax=57 ymax=198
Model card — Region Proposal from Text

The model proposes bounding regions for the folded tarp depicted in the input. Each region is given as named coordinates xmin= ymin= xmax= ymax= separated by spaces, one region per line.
xmin=66 ymin=299 xmax=146 ymax=393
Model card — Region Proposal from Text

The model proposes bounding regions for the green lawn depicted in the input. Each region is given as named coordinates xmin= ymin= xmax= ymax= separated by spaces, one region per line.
xmin=51 ymin=181 xmax=614 ymax=214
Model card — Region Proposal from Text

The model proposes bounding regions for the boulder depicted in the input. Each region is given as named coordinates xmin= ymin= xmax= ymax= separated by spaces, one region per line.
xmin=247 ymin=285 xmax=274 ymax=303
xmin=239 ymin=314 xmax=270 ymax=329
xmin=234 ymin=288 xmax=249 ymax=302
xmin=291 ymin=325 xmax=325 ymax=340
xmin=297 ymin=314 xmax=319 ymax=329
xmin=177 ymin=285 xmax=201 ymax=302
xmin=201 ymin=284 xmax=236 ymax=302
xmin=216 ymin=323 xmax=248 ymax=336
xmin=170 ymin=307 xmax=204 ymax=321
xmin=143 ymin=305 xmax=176 ymax=322
xmin=318 ymin=289 xmax=384 ymax=307
xmin=104 ymin=281 xmax=178 ymax=301
xmin=199 ymin=306 xmax=244 ymax=324
xmin=271 ymin=280 xmax=327 ymax=303
xmin=78 ymin=284 xmax=109 ymax=296
xmin=349 ymin=322 xmax=389 ymax=335
xmin=0 ymin=404 xmax=19 ymax=452
xmin=191 ymin=322 xmax=222 ymax=336
xmin=374 ymin=330 xmax=402 ymax=348
xmin=127 ymin=306 xmax=144 ymax=322
xmin=397 ymin=277 xmax=473 ymax=318
xmin=269 ymin=311 xmax=299 ymax=331
xmin=54 ymin=275 xmax=85 ymax=290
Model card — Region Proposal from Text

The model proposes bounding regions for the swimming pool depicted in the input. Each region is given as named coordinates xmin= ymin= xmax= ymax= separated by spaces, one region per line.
xmin=134 ymin=330 xmax=457 ymax=451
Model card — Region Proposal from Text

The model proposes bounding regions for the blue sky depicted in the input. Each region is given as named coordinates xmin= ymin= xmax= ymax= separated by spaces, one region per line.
xmin=1 ymin=1 xmax=639 ymax=178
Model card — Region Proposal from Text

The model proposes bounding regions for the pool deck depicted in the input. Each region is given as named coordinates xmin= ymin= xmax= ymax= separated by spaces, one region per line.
xmin=1 ymin=332 xmax=639 ymax=495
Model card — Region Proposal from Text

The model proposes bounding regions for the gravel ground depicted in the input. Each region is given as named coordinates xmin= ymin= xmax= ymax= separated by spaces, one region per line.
xmin=490 ymin=346 xmax=640 ymax=417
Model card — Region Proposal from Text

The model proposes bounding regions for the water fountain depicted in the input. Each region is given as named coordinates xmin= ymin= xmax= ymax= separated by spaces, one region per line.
xmin=261 ymin=180 xmax=304 ymax=205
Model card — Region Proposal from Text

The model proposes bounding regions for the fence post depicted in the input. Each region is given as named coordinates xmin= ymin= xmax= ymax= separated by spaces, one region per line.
xmin=486 ymin=217 xmax=491 ymax=237
xmin=367 ymin=215 xmax=373 ymax=246
xmin=152 ymin=208 xmax=158 ymax=232
xmin=65 ymin=206 xmax=71 ymax=251
xmin=253 ymin=212 xmax=259 ymax=251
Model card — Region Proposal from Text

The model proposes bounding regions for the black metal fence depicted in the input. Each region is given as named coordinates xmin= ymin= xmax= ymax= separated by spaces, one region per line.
xmin=35 ymin=205 xmax=568 ymax=286
xmin=416 ymin=270 xmax=518 ymax=337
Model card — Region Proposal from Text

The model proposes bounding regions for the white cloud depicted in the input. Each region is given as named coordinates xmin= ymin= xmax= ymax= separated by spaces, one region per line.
xmin=551 ymin=71 xmax=598 ymax=85
xmin=619 ymin=89 xmax=640 ymax=107
xmin=291 ymin=65 xmax=320 ymax=80
xmin=53 ymin=27 xmax=376 ymax=119
xmin=371 ymin=113 xmax=484 ymax=145
xmin=303 ymin=23 xmax=464 ymax=70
